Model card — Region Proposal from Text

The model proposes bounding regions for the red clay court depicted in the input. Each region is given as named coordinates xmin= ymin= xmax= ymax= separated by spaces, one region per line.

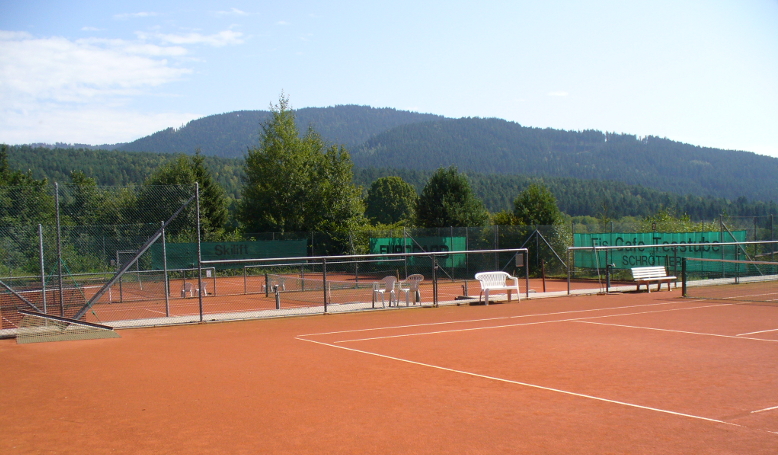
xmin=2 ymin=288 xmax=777 ymax=454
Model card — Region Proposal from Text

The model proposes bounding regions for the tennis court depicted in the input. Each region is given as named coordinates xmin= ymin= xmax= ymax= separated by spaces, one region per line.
xmin=1 ymin=289 xmax=777 ymax=454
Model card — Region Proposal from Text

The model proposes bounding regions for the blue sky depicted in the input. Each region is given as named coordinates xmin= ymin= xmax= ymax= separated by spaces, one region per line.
xmin=1 ymin=0 xmax=777 ymax=158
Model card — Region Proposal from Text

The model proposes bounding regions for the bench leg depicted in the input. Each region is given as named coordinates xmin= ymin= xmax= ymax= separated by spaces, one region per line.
xmin=484 ymin=289 xmax=489 ymax=306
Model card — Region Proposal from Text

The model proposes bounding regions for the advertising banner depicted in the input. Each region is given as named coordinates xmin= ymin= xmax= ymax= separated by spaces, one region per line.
xmin=573 ymin=231 xmax=747 ymax=270
xmin=150 ymin=240 xmax=308 ymax=269
xmin=369 ymin=236 xmax=467 ymax=268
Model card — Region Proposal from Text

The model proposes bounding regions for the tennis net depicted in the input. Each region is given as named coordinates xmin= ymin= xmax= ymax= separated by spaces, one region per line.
xmin=262 ymin=273 xmax=379 ymax=308
xmin=683 ymin=258 xmax=778 ymax=304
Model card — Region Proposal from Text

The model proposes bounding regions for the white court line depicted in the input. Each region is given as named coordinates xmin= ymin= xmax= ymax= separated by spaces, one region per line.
xmin=752 ymin=405 xmax=778 ymax=414
xmin=738 ymin=327 xmax=778 ymax=336
xmin=576 ymin=320 xmax=778 ymax=343
xmin=296 ymin=336 xmax=740 ymax=428
xmin=330 ymin=303 xmax=727 ymax=344
xmin=297 ymin=300 xmax=701 ymax=338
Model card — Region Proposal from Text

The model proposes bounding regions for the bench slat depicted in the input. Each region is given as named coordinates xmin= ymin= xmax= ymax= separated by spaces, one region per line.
xmin=630 ymin=266 xmax=675 ymax=293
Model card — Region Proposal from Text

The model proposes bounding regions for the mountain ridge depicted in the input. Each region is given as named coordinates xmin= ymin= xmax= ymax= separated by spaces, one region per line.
xmin=18 ymin=105 xmax=778 ymax=204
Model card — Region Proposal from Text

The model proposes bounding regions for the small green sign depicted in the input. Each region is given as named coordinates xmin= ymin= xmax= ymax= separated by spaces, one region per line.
xmin=369 ymin=236 xmax=467 ymax=268
xmin=151 ymin=240 xmax=308 ymax=269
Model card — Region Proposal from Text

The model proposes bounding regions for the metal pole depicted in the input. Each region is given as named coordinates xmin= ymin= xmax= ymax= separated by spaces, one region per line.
xmin=38 ymin=224 xmax=47 ymax=313
xmin=196 ymin=183 xmax=203 ymax=322
xmin=322 ymin=258 xmax=328 ymax=314
xmin=681 ymin=257 xmax=687 ymax=297
xmin=117 ymin=250 xmax=123 ymax=303
xmin=432 ymin=256 xmax=438 ymax=308
xmin=162 ymin=221 xmax=170 ymax=317
xmin=525 ymin=254 xmax=530 ymax=299
xmin=55 ymin=182 xmax=64 ymax=317
xmin=567 ymin=248 xmax=571 ymax=295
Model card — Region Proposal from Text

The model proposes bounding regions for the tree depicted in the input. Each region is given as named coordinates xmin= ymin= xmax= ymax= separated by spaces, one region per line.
xmin=0 ymin=144 xmax=55 ymax=227
xmin=238 ymin=94 xmax=364 ymax=234
xmin=365 ymin=176 xmax=417 ymax=225
xmin=640 ymin=208 xmax=717 ymax=233
xmin=491 ymin=210 xmax=517 ymax=226
xmin=64 ymin=170 xmax=104 ymax=226
xmin=139 ymin=151 xmax=229 ymax=240
xmin=513 ymin=183 xmax=562 ymax=226
xmin=415 ymin=167 xmax=488 ymax=228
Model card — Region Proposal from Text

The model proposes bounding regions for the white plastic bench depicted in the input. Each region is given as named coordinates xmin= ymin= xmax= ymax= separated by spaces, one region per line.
xmin=630 ymin=266 xmax=676 ymax=293
xmin=474 ymin=271 xmax=520 ymax=305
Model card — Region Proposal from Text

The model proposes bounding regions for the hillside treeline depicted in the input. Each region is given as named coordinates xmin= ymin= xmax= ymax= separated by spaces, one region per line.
xmin=37 ymin=105 xmax=778 ymax=205
xmin=8 ymin=146 xmax=777 ymax=221
xmin=118 ymin=106 xmax=445 ymax=157
xmin=351 ymin=118 xmax=778 ymax=203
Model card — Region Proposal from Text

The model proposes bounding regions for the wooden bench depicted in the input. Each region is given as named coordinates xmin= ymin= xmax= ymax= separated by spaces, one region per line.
xmin=474 ymin=271 xmax=520 ymax=305
xmin=630 ymin=266 xmax=676 ymax=293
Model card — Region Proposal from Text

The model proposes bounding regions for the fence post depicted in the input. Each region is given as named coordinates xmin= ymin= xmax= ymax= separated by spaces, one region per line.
xmin=162 ymin=221 xmax=170 ymax=317
xmin=196 ymin=182 xmax=203 ymax=323
xmin=567 ymin=248 xmax=571 ymax=295
xmin=432 ymin=255 xmax=438 ymax=308
xmin=322 ymin=258 xmax=328 ymax=314
xmin=55 ymin=182 xmax=64 ymax=317
xmin=681 ymin=257 xmax=687 ymax=297
xmin=38 ymin=224 xmax=47 ymax=314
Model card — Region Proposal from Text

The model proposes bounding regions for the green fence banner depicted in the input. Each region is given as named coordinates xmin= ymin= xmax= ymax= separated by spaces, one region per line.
xmin=573 ymin=231 xmax=747 ymax=270
xmin=150 ymin=240 xmax=307 ymax=269
xmin=369 ymin=236 xmax=467 ymax=268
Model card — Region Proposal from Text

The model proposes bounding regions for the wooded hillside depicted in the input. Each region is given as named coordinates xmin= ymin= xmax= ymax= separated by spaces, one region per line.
xmin=7 ymin=146 xmax=776 ymax=220
xmin=90 ymin=106 xmax=778 ymax=204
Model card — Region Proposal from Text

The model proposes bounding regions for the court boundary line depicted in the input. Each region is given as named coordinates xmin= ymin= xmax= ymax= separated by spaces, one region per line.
xmin=738 ymin=327 xmax=778 ymax=336
xmin=296 ymin=299 xmax=778 ymax=433
xmin=296 ymin=300 xmax=695 ymax=338
xmin=296 ymin=335 xmax=741 ymax=429
xmin=752 ymin=405 xmax=778 ymax=414
xmin=576 ymin=320 xmax=778 ymax=343
xmin=325 ymin=303 xmax=732 ymax=344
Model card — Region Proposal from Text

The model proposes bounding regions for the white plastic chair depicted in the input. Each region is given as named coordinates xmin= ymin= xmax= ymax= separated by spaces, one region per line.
xmin=180 ymin=282 xmax=197 ymax=298
xmin=397 ymin=274 xmax=424 ymax=306
xmin=372 ymin=276 xmax=397 ymax=308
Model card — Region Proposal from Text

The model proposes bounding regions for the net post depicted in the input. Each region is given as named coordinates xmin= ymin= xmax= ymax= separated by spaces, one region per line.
xmin=681 ymin=257 xmax=687 ymax=297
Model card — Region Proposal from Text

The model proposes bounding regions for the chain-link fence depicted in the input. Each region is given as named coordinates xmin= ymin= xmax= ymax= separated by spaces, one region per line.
xmin=2 ymin=182 xmax=776 ymax=337
xmin=0 ymin=183 xmax=197 ymax=333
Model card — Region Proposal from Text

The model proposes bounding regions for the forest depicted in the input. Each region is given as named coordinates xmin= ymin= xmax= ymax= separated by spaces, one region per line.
xmin=7 ymin=145 xmax=777 ymax=222
xmin=40 ymin=105 xmax=778 ymax=204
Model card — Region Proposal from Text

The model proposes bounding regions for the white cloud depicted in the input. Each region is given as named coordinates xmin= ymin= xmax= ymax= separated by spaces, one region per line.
xmin=0 ymin=106 xmax=200 ymax=145
xmin=548 ymin=91 xmax=569 ymax=97
xmin=137 ymin=29 xmax=245 ymax=47
xmin=0 ymin=33 xmax=191 ymax=104
xmin=215 ymin=8 xmax=249 ymax=16
xmin=0 ymin=26 xmax=245 ymax=144
xmin=114 ymin=12 xmax=159 ymax=20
